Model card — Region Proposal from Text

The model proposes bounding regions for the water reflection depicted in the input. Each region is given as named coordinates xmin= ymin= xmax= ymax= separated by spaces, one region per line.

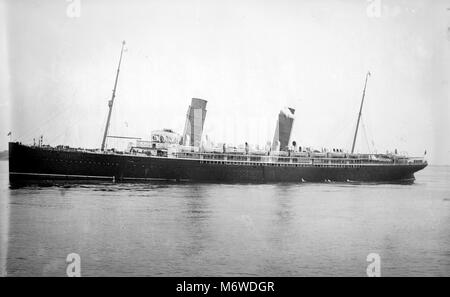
xmin=1 ymin=162 xmax=450 ymax=276
xmin=0 ymin=163 xmax=9 ymax=276
xmin=180 ymin=185 xmax=212 ymax=258
xmin=273 ymin=184 xmax=296 ymax=224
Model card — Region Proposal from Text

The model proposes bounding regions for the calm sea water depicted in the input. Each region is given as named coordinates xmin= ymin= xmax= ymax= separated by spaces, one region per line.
xmin=0 ymin=160 xmax=449 ymax=276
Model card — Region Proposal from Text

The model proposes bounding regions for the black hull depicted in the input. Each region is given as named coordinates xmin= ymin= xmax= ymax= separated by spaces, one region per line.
xmin=9 ymin=142 xmax=427 ymax=186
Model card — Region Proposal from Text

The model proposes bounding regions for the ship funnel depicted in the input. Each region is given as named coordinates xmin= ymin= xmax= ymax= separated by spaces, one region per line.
xmin=272 ymin=107 xmax=295 ymax=151
xmin=182 ymin=98 xmax=208 ymax=147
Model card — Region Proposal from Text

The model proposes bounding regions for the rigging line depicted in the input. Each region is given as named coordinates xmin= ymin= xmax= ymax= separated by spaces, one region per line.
xmin=328 ymin=115 xmax=355 ymax=145
xmin=363 ymin=111 xmax=377 ymax=152
xmin=343 ymin=117 xmax=358 ymax=143
xmin=45 ymin=110 xmax=85 ymax=145
xmin=18 ymin=92 xmax=80 ymax=141
xmin=366 ymin=110 xmax=376 ymax=150
xmin=44 ymin=99 xmax=109 ymax=148
xmin=361 ymin=116 xmax=372 ymax=154
xmin=19 ymin=104 xmax=70 ymax=140
xmin=45 ymin=102 xmax=101 ymax=146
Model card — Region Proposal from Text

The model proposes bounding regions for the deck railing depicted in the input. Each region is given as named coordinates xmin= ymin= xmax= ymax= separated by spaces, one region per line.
xmin=173 ymin=151 xmax=427 ymax=167
xmin=22 ymin=143 xmax=427 ymax=167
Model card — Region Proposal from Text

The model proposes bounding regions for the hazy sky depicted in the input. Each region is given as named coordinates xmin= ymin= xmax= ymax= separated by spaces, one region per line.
xmin=1 ymin=0 xmax=449 ymax=164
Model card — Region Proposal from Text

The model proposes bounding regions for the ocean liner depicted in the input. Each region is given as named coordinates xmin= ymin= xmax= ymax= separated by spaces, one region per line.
xmin=9 ymin=42 xmax=427 ymax=185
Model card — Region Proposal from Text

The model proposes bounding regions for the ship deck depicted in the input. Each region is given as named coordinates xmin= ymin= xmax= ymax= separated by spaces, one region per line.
xmin=177 ymin=151 xmax=427 ymax=168
xmin=8 ymin=142 xmax=428 ymax=184
xmin=25 ymin=144 xmax=427 ymax=169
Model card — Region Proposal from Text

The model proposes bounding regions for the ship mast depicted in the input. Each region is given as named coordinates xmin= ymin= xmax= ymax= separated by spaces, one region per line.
xmin=351 ymin=71 xmax=371 ymax=154
xmin=101 ymin=40 xmax=126 ymax=151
